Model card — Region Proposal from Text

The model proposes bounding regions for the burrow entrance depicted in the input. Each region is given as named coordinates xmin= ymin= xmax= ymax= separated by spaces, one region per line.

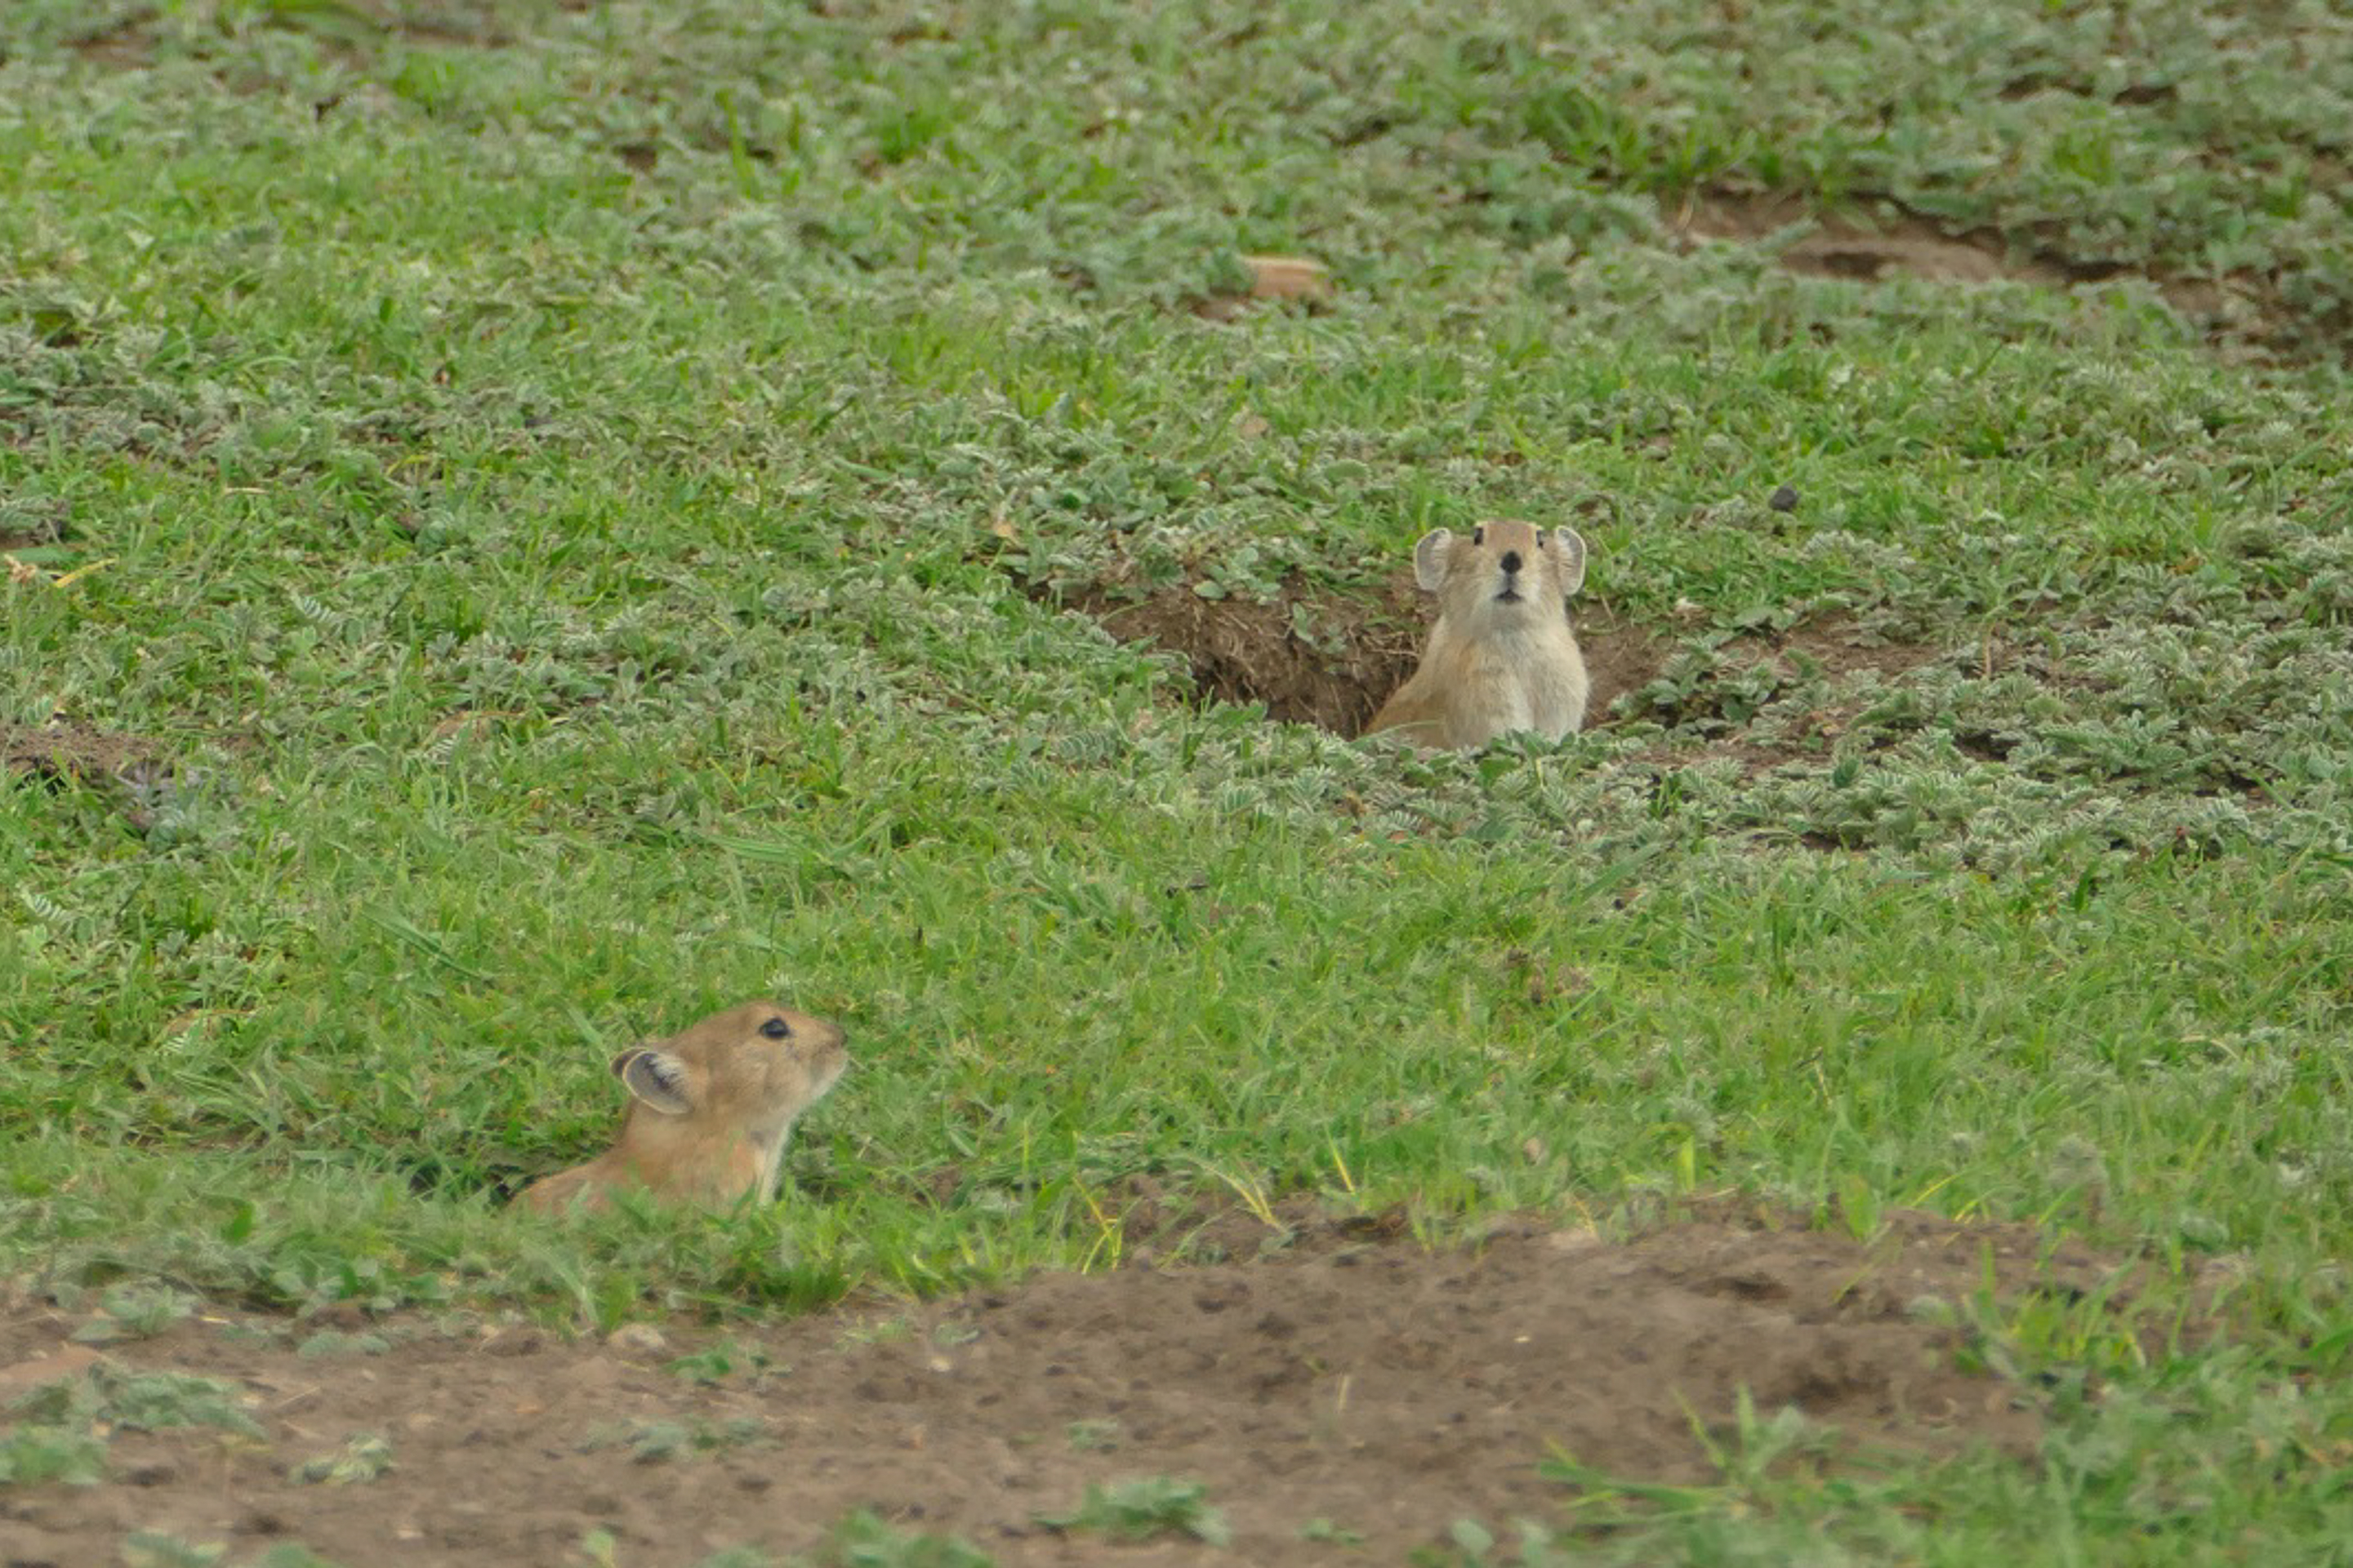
xmin=1054 ymin=571 xmax=1944 ymax=760
xmin=1058 ymin=573 xmax=1673 ymax=740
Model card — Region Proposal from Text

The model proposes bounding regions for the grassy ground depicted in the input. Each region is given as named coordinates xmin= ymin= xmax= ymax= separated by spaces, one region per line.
xmin=4 ymin=0 xmax=2352 ymax=1560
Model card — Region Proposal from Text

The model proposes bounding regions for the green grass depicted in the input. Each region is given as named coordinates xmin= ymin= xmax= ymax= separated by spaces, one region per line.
xmin=4 ymin=0 xmax=2353 ymax=1558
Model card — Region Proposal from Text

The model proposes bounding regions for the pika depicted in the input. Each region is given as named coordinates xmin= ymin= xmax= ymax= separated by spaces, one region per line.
xmin=517 ymin=1001 xmax=849 ymax=1215
xmin=1363 ymin=519 xmax=1591 ymax=751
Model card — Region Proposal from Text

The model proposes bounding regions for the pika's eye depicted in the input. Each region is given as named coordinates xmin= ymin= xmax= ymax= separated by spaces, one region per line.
xmin=1533 ymin=528 xmax=1546 ymax=546
xmin=1472 ymin=526 xmax=1486 ymax=546
xmin=760 ymin=1017 xmax=791 ymax=1040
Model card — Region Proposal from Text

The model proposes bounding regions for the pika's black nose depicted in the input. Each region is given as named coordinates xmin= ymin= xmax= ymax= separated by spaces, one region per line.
xmin=1500 ymin=550 xmax=1523 ymax=574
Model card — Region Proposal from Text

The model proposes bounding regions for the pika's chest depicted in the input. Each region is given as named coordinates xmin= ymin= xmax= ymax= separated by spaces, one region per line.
xmin=1449 ymin=630 xmax=1587 ymax=741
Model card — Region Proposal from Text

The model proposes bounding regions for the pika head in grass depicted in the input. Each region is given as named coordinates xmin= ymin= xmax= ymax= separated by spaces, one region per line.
xmin=519 ymin=1001 xmax=848 ymax=1215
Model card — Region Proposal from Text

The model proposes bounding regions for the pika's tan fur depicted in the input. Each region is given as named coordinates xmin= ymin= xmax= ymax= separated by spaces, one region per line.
xmin=1364 ymin=519 xmax=1590 ymax=750
xmin=518 ymin=1000 xmax=848 ymax=1216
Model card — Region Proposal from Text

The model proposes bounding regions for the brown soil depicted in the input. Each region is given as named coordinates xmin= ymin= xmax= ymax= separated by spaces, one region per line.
xmin=0 ymin=1209 xmax=2124 ymax=1567
xmin=1576 ymin=604 xmax=1671 ymax=722
xmin=1068 ymin=576 xmax=1427 ymax=738
xmin=64 ymin=16 xmax=156 ymax=69
xmin=0 ymin=721 xmax=159 ymax=786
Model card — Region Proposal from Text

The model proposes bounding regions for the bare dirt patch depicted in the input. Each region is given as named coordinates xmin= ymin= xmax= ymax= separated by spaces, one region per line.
xmin=0 ymin=1209 xmax=2132 ymax=1567
xmin=1065 ymin=577 xmax=1425 ymax=737
xmin=62 ymin=14 xmax=157 ymax=69
xmin=1575 ymin=603 xmax=1671 ymax=722
xmin=1674 ymin=191 xmax=2087 ymax=288
xmin=0 ymin=721 xmax=202 ymax=835
xmin=0 ymin=721 xmax=159 ymax=786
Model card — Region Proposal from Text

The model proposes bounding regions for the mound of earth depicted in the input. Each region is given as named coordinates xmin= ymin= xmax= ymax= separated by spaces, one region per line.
xmin=0 ymin=1211 xmax=2124 ymax=1566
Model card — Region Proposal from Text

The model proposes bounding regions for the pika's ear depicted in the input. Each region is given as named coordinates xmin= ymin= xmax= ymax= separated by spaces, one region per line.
xmin=1549 ymin=527 xmax=1588 ymax=597
xmin=1411 ymin=528 xmax=1455 ymax=591
xmin=613 ymin=1048 xmax=694 ymax=1116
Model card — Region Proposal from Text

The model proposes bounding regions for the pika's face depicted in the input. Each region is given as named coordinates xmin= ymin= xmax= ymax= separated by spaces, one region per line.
xmin=1414 ymin=520 xmax=1587 ymax=626
xmin=612 ymin=1000 xmax=849 ymax=1127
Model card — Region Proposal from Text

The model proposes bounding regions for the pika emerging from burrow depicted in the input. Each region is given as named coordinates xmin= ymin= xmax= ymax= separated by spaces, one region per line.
xmin=1363 ymin=520 xmax=1590 ymax=750
xmin=517 ymin=1000 xmax=848 ymax=1215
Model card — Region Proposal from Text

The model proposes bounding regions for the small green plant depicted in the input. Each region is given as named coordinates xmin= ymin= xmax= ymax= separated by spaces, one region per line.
xmin=836 ymin=1319 xmax=913 ymax=1348
xmin=1408 ymin=1518 xmax=1579 ymax=1567
xmin=1835 ymin=1171 xmax=1886 ymax=1243
xmin=582 ymin=1416 xmax=769 ymax=1464
xmin=287 ymin=1433 xmax=393 ymax=1485
xmin=294 ymin=1330 xmax=390 ymax=1358
xmin=69 ymin=1285 xmax=196 ymax=1344
xmin=116 ymin=1536 xmax=335 ymax=1568
xmin=666 ymin=1339 xmax=778 ymax=1385
xmin=1064 ymin=1418 xmax=1121 ymax=1452
xmin=1036 ymin=1476 xmax=1230 ymax=1545
xmin=118 ymin=1535 xmax=225 ymax=1568
xmin=11 ymin=1367 xmax=262 ymax=1438
xmin=800 ymin=1509 xmax=996 ymax=1567
xmin=1300 ymin=1516 xmax=1364 ymax=1544
xmin=690 ymin=1550 xmax=781 ymax=1568
xmin=249 ymin=1548 xmax=352 ymax=1568
xmin=0 ymin=1424 xmax=109 ymax=1486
